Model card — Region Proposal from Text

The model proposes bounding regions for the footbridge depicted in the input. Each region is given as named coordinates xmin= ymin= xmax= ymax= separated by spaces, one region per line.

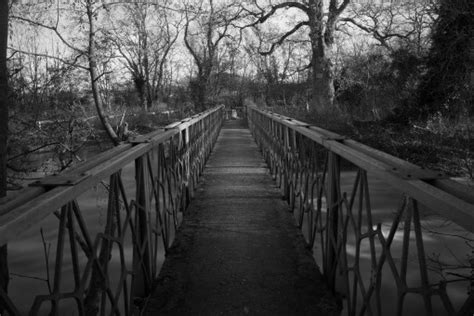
xmin=0 ymin=106 xmax=473 ymax=315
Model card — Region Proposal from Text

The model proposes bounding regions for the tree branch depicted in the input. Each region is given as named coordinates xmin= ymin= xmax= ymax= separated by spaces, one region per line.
xmin=256 ymin=2 xmax=309 ymax=24
xmin=7 ymin=47 xmax=88 ymax=70
xmin=10 ymin=15 xmax=85 ymax=54
xmin=184 ymin=17 xmax=203 ymax=74
xmin=260 ymin=21 xmax=309 ymax=55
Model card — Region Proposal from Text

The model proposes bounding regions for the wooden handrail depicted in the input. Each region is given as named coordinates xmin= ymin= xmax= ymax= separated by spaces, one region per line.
xmin=248 ymin=106 xmax=474 ymax=232
xmin=0 ymin=105 xmax=224 ymax=246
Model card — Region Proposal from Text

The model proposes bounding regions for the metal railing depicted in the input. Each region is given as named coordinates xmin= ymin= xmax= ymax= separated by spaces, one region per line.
xmin=0 ymin=106 xmax=224 ymax=315
xmin=247 ymin=106 xmax=474 ymax=316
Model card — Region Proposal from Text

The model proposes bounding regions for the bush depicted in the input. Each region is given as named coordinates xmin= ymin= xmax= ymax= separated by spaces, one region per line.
xmin=417 ymin=0 xmax=473 ymax=119
xmin=335 ymin=47 xmax=423 ymax=122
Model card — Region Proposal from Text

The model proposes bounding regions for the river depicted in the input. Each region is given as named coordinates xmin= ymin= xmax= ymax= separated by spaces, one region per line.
xmin=297 ymin=171 xmax=472 ymax=316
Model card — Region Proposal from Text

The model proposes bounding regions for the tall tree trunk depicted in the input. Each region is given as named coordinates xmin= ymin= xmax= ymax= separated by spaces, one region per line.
xmin=198 ymin=63 xmax=213 ymax=112
xmin=86 ymin=0 xmax=119 ymax=145
xmin=311 ymin=51 xmax=335 ymax=111
xmin=308 ymin=0 xmax=335 ymax=111
xmin=0 ymin=0 xmax=9 ymax=310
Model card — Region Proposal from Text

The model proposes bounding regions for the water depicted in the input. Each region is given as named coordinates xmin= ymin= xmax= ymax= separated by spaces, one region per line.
xmin=6 ymin=148 xmax=169 ymax=314
xmin=295 ymin=170 xmax=472 ymax=316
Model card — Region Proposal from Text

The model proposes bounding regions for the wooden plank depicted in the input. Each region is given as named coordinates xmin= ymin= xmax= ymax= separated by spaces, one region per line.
xmin=0 ymin=129 xmax=178 ymax=245
xmin=0 ymin=143 xmax=133 ymax=215
xmin=0 ymin=187 xmax=45 ymax=216
xmin=129 ymin=128 xmax=166 ymax=144
xmin=387 ymin=167 xmax=446 ymax=180
xmin=165 ymin=106 xmax=223 ymax=131
xmin=431 ymin=179 xmax=474 ymax=205
xmin=29 ymin=173 xmax=91 ymax=187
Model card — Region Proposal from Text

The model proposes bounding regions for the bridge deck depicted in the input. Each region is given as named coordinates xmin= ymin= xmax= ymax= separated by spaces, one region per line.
xmin=144 ymin=119 xmax=339 ymax=315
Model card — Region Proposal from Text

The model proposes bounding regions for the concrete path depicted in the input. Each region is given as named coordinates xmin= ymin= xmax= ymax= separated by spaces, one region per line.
xmin=144 ymin=119 xmax=340 ymax=315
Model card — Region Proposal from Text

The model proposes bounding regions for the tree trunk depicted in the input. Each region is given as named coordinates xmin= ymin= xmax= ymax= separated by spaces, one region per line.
xmin=134 ymin=77 xmax=148 ymax=111
xmin=196 ymin=77 xmax=207 ymax=112
xmin=191 ymin=71 xmax=209 ymax=113
xmin=198 ymin=63 xmax=213 ymax=112
xmin=0 ymin=0 xmax=9 ymax=310
xmin=86 ymin=1 xmax=119 ymax=145
xmin=146 ymin=83 xmax=153 ymax=110
xmin=311 ymin=53 xmax=335 ymax=111
xmin=308 ymin=0 xmax=335 ymax=111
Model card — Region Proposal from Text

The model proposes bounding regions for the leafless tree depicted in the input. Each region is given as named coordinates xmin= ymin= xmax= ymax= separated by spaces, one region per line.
xmin=340 ymin=2 xmax=436 ymax=54
xmin=107 ymin=2 xmax=181 ymax=111
xmin=183 ymin=0 xmax=244 ymax=111
xmin=246 ymin=29 xmax=310 ymax=107
xmin=11 ymin=1 xmax=120 ymax=144
xmin=248 ymin=0 xmax=351 ymax=111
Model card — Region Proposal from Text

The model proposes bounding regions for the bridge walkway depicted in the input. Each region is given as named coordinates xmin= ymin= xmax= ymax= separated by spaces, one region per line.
xmin=144 ymin=119 xmax=339 ymax=315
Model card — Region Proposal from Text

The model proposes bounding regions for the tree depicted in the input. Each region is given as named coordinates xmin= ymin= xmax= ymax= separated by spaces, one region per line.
xmin=417 ymin=0 xmax=473 ymax=118
xmin=11 ymin=1 xmax=120 ymax=144
xmin=333 ymin=2 xmax=437 ymax=119
xmin=184 ymin=0 xmax=243 ymax=111
xmin=340 ymin=1 xmax=436 ymax=54
xmin=0 ymin=0 xmax=9 ymax=310
xmin=84 ymin=0 xmax=120 ymax=144
xmin=245 ymin=31 xmax=310 ymax=107
xmin=249 ymin=0 xmax=350 ymax=111
xmin=107 ymin=2 xmax=180 ymax=111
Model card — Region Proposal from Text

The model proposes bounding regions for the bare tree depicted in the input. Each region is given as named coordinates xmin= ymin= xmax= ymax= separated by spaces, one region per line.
xmin=246 ymin=31 xmax=309 ymax=107
xmin=340 ymin=2 xmax=436 ymax=54
xmin=248 ymin=0 xmax=350 ymax=111
xmin=107 ymin=2 xmax=181 ymax=111
xmin=84 ymin=0 xmax=120 ymax=144
xmin=184 ymin=0 xmax=243 ymax=111
xmin=11 ymin=1 xmax=120 ymax=144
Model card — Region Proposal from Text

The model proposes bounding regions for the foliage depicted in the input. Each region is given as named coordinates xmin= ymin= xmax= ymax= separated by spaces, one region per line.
xmin=353 ymin=114 xmax=474 ymax=180
xmin=335 ymin=47 xmax=423 ymax=121
xmin=417 ymin=0 xmax=474 ymax=119
xmin=7 ymin=102 xmax=96 ymax=186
